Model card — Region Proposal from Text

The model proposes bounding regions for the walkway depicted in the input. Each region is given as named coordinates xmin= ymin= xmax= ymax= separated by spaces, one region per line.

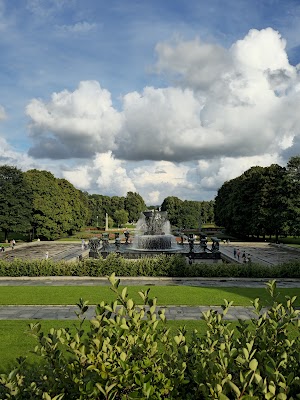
xmin=0 ymin=277 xmax=299 ymax=321
xmin=0 ymin=304 xmax=259 ymax=321
xmin=0 ymin=241 xmax=299 ymax=321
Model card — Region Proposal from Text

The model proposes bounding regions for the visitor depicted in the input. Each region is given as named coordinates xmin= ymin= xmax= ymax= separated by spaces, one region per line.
xmin=11 ymin=239 xmax=15 ymax=250
xmin=233 ymin=248 xmax=237 ymax=258
xmin=45 ymin=251 xmax=49 ymax=260
xmin=81 ymin=239 xmax=86 ymax=250
xmin=1 ymin=246 xmax=4 ymax=252
xmin=242 ymin=251 xmax=246 ymax=262
xmin=237 ymin=249 xmax=240 ymax=260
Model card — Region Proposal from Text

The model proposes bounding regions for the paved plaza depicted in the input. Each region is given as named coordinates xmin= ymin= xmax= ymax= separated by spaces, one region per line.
xmin=0 ymin=241 xmax=84 ymax=262
xmin=0 ymin=240 xmax=299 ymax=265
xmin=0 ymin=240 xmax=299 ymax=320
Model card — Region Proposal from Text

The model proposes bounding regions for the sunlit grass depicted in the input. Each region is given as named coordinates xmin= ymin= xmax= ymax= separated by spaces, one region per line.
xmin=0 ymin=285 xmax=299 ymax=306
xmin=1 ymin=317 xmax=299 ymax=373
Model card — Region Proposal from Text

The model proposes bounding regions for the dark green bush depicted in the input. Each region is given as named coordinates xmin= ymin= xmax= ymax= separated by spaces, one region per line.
xmin=1 ymin=278 xmax=300 ymax=399
xmin=0 ymin=256 xmax=300 ymax=278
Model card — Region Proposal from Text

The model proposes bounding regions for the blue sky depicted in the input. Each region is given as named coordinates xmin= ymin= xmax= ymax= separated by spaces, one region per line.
xmin=1 ymin=0 xmax=300 ymax=204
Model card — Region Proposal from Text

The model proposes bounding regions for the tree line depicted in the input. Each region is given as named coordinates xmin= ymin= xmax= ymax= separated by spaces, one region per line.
xmin=0 ymin=166 xmax=149 ymax=241
xmin=0 ymin=165 xmax=215 ymax=241
xmin=214 ymin=156 xmax=300 ymax=241
xmin=160 ymin=196 xmax=215 ymax=229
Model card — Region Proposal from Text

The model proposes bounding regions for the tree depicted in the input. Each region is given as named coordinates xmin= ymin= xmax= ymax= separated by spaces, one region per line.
xmin=110 ymin=196 xmax=125 ymax=215
xmin=285 ymin=156 xmax=300 ymax=236
xmin=57 ymin=179 xmax=90 ymax=235
xmin=161 ymin=196 xmax=183 ymax=226
xmin=0 ymin=165 xmax=33 ymax=241
xmin=114 ymin=209 xmax=128 ymax=227
xmin=124 ymin=192 xmax=146 ymax=222
xmin=24 ymin=170 xmax=69 ymax=240
xmin=214 ymin=163 xmax=295 ymax=241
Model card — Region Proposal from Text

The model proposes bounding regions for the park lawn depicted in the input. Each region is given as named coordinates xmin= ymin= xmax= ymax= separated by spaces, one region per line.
xmin=1 ymin=318 xmax=299 ymax=373
xmin=0 ymin=285 xmax=299 ymax=306
xmin=0 ymin=319 xmax=208 ymax=371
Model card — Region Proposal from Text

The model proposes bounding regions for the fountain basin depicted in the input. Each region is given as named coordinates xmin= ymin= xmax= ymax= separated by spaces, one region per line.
xmin=132 ymin=234 xmax=180 ymax=252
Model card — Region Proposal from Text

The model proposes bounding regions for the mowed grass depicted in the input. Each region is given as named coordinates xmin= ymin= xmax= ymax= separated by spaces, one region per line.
xmin=0 ymin=319 xmax=208 ymax=371
xmin=0 ymin=285 xmax=299 ymax=306
xmin=1 ymin=317 xmax=299 ymax=372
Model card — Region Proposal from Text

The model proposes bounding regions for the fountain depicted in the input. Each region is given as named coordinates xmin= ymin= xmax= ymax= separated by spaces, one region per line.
xmin=88 ymin=209 xmax=221 ymax=263
xmin=132 ymin=210 xmax=179 ymax=252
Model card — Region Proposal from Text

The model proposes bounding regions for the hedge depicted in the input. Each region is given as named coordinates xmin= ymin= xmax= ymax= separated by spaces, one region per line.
xmin=0 ymin=278 xmax=300 ymax=399
xmin=0 ymin=254 xmax=300 ymax=278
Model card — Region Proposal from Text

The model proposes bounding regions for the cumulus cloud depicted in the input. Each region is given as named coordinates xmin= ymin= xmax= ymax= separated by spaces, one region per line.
xmin=194 ymin=153 xmax=282 ymax=191
xmin=26 ymin=81 xmax=122 ymax=159
xmin=62 ymin=151 xmax=136 ymax=196
xmin=0 ymin=137 xmax=41 ymax=170
xmin=22 ymin=27 xmax=300 ymax=202
xmin=116 ymin=86 xmax=216 ymax=161
xmin=154 ymin=36 xmax=232 ymax=90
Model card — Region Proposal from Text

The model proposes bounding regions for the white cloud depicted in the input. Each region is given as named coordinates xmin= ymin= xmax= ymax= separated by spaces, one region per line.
xmin=154 ymin=36 xmax=232 ymax=90
xmin=231 ymin=28 xmax=293 ymax=72
xmin=26 ymin=81 xmax=122 ymax=158
xmin=0 ymin=137 xmax=40 ymax=170
xmin=19 ymin=27 xmax=300 ymax=202
xmin=25 ymin=28 xmax=300 ymax=165
xmin=62 ymin=151 xmax=136 ymax=196
xmin=197 ymin=154 xmax=282 ymax=190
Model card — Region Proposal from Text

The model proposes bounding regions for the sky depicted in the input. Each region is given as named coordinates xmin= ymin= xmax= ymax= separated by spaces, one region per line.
xmin=1 ymin=0 xmax=300 ymax=205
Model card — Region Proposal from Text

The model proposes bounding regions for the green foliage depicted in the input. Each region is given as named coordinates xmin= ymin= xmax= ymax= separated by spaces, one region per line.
xmin=161 ymin=196 xmax=215 ymax=228
xmin=1 ymin=256 xmax=300 ymax=278
xmin=0 ymin=165 xmax=33 ymax=241
xmin=114 ymin=209 xmax=129 ymax=227
xmin=124 ymin=192 xmax=146 ymax=223
xmin=214 ymin=158 xmax=299 ymax=241
xmin=1 ymin=279 xmax=300 ymax=398
xmin=24 ymin=170 xmax=89 ymax=241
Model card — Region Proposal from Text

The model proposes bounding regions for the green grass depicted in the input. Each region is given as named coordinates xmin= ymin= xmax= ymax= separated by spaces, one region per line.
xmin=0 ymin=319 xmax=208 ymax=371
xmin=1 ymin=317 xmax=299 ymax=373
xmin=0 ymin=286 xmax=299 ymax=306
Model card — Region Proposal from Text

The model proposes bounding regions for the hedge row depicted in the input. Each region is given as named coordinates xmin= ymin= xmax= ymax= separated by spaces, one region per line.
xmin=0 ymin=254 xmax=300 ymax=277
xmin=1 ymin=278 xmax=300 ymax=398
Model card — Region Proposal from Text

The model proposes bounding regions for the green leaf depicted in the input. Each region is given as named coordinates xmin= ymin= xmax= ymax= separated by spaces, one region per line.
xmin=249 ymin=358 xmax=258 ymax=371
xmin=121 ymin=287 xmax=127 ymax=300
xmin=227 ymin=381 xmax=241 ymax=397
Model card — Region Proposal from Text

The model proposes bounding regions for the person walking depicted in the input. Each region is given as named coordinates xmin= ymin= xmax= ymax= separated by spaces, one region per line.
xmin=237 ymin=249 xmax=240 ymax=261
xmin=233 ymin=248 xmax=237 ymax=258
xmin=242 ymin=251 xmax=246 ymax=263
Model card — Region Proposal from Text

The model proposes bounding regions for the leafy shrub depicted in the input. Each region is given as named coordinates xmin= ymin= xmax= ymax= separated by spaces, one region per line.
xmin=0 ymin=256 xmax=300 ymax=278
xmin=1 ymin=279 xmax=300 ymax=399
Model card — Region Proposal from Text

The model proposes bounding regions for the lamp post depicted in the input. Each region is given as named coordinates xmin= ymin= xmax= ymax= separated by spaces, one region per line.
xmin=96 ymin=215 xmax=99 ymax=228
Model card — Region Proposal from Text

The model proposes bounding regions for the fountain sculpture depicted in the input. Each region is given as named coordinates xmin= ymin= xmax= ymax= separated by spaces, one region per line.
xmin=132 ymin=210 xmax=179 ymax=252
xmin=88 ymin=209 xmax=221 ymax=263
